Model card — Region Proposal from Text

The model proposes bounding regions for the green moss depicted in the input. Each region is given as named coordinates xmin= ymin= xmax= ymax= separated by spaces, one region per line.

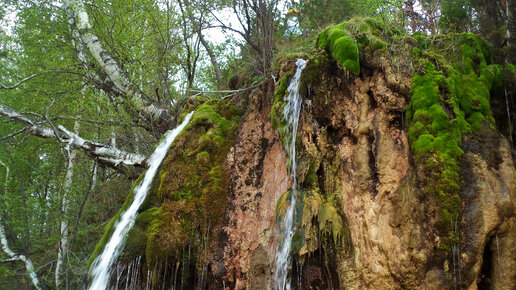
xmin=316 ymin=18 xmax=402 ymax=76
xmin=90 ymin=98 xmax=240 ymax=280
xmin=304 ymin=163 xmax=320 ymax=189
xmin=196 ymin=151 xmax=210 ymax=165
xmin=331 ymin=35 xmax=360 ymax=75
xmin=271 ymin=74 xmax=290 ymax=130
xmin=141 ymin=98 xmax=238 ymax=268
xmin=406 ymin=32 xmax=501 ymax=251
xmin=317 ymin=24 xmax=360 ymax=76
xmin=296 ymin=190 xmax=352 ymax=257
xmin=316 ymin=28 xmax=330 ymax=49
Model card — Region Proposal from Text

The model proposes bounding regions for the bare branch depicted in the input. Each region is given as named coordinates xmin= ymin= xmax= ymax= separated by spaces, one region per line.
xmin=0 ymin=128 xmax=26 ymax=141
xmin=0 ymin=74 xmax=39 ymax=90
xmin=1 ymin=257 xmax=22 ymax=263
xmin=0 ymin=102 xmax=147 ymax=168
xmin=187 ymin=84 xmax=260 ymax=94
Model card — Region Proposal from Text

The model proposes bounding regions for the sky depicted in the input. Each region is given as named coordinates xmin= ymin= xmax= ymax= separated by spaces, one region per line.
xmin=1 ymin=5 xmax=18 ymax=36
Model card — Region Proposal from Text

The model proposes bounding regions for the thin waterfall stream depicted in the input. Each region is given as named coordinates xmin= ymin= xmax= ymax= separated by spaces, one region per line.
xmin=88 ymin=111 xmax=194 ymax=289
xmin=504 ymin=88 xmax=513 ymax=146
xmin=274 ymin=59 xmax=307 ymax=290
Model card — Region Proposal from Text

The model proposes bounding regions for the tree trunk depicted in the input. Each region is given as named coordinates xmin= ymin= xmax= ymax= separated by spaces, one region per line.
xmin=0 ymin=102 xmax=147 ymax=168
xmin=406 ymin=0 xmax=417 ymax=33
xmin=199 ymin=31 xmax=224 ymax=89
xmin=507 ymin=0 xmax=516 ymax=64
xmin=64 ymin=0 xmax=173 ymax=133
xmin=0 ymin=160 xmax=41 ymax=290
xmin=55 ymin=119 xmax=79 ymax=288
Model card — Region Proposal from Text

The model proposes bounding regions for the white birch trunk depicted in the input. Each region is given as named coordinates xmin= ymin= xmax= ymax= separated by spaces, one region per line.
xmin=507 ymin=0 xmax=516 ymax=64
xmin=0 ymin=102 xmax=147 ymax=167
xmin=110 ymin=118 xmax=116 ymax=148
xmin=64 ymin=0 xmax=173 ymax=130
xmin=55 ymin=119 xmax=79 ymax=288
xmin=0 ymin=160 xmax=41 ymax=290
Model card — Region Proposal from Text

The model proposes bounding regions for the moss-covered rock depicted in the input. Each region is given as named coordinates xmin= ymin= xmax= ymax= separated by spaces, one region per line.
xmin=316 ymin=18 xmax=400 ymax=77
xmin=317 ymin=23 xmax=360 ymax=76
xmin=406 ymin=32 xmax=504 ymax=251
xmin=140 ymin=99 xmax=239 ymax=268
xmin=89 ymin=98 xmax=240 ymax=288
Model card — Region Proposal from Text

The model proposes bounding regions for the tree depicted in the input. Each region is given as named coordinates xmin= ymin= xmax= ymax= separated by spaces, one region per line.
xmin=507 ymin=0 xmax=516 ymax=65
xmin=210 ymin=0 xmax=280 ymax=76
xmin=294 ymin=0 xmax=353 ymax=32
xmin=439 ymin=0 xmax=472 ymax=32
xmin=0 ymin=159 xmax=41 ymax=289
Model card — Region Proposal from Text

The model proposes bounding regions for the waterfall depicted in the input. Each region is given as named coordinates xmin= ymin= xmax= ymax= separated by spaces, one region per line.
xmin=88 ymin=112 xmax=194 ymax=289
xmin=275 ymin=59 xmax=307 ymax=290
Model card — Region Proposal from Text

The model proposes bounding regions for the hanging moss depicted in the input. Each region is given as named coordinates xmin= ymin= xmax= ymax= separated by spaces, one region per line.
xmin=406 ymin=32 xmax=501 ymax=251
xmin=317 ymin=24 xmax=360 ymax=76
xmin=296 ymin=190 xmax=352 ymax=257
xmin=271 ymin=73 xmax=291 ymax=131
xmin=89 ymin=98 xmax=240 ymax=281
xmin=139 ymin=98 xmax=239 ymax=269
xmin=316 ymin=18 xmax=401 ymax=77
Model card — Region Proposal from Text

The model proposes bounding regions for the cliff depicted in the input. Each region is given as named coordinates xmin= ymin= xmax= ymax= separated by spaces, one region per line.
xmin=91 ymin=19 xmax=516 ymax=289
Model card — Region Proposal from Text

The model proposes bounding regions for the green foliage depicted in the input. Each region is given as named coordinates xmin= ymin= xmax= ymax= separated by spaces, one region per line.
xmin=439 ymin=0 xmax=472 ymax=32
xmin=293 ymin=0 xmax=353 ymax=33
xmin=292 ymin=0 xmax=404 ymax=36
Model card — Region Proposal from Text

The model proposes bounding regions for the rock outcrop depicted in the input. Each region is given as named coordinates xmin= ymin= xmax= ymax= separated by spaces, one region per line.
xmin=93 ymin=19 xmax=516 ymax=290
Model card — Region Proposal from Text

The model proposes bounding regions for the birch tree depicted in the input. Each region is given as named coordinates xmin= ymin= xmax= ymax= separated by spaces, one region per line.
xmin=0 ymin=160 xmax=41 ymax=290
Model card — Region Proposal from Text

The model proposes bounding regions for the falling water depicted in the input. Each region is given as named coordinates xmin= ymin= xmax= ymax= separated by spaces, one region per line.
xmin=274 ymin=59 xmax=307 ymax=290
xmin=88 ymin=112 xmax=194 ymax=289
xmin=504 ymin=88 xmax=513 ymax=146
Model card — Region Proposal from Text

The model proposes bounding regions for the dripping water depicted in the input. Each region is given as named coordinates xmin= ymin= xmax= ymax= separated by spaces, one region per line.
xmin=162 ymin=258 xmax=168 ymax=290
xmin=145 ymin=269 xmax=151 ymax=290
xmin=274 ymin=59 xmax=307 ymax=290
xmin=495 ymin=234 xmax=504 ymax=279
xmin=125 ymin=259 xmax=132 ymax=290
xmin=88 ymin=112 xmax=194 ymax=289
xmin=505 ymin=88 xmax=513 ymax=146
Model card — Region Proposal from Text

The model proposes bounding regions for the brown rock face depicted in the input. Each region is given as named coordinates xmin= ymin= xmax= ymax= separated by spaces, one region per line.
xmin=460 ymin=133 xmax=516 ymax=289
xmin=121 ymin=50 xmax=514 ymax=290
xmin=216 ymin=54 xmax=516 ymax=289
xmin=222 ymin=89 xmax=289 ymax=288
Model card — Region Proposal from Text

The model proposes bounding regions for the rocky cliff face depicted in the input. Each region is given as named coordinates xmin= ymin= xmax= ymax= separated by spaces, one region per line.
xmin=94 ymin=20 xmax=516 ymax=289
